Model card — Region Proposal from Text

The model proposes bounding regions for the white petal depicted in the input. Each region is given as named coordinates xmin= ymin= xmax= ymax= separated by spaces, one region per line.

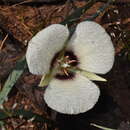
xmin=67 ymin=21 xmax=115 ymax=74
xmin=44 ymin=74 xmax=100 ymax=114
xmin=26 ymin=24 xmax=69 ymax=75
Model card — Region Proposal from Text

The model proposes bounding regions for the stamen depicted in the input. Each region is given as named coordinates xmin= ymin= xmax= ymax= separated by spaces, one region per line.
xmin=63 ymin=68 xmax=69 ymax=76
xmin=68 ymin=60 xmax=77 ymax=64
xmin=65 ymin=55 xmax=69 ymax=59
xmin=51 ymin=51 xmax=79 ymax=80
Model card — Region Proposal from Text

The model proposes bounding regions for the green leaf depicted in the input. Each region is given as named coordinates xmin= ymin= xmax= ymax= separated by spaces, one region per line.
xmin=0 ymin=56 xmax=27 ymax=105
xmin=0 ymin=121 xmax=4 ymax=125
xmin=0 ymin=121 xmax=5 ymax=130
xmin=0 ymin=110 xmax=9 ymax=120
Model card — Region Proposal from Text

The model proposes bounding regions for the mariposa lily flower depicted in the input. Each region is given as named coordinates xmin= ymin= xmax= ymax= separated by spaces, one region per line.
xmin=26 ymin=21 xmax=114 ymax=114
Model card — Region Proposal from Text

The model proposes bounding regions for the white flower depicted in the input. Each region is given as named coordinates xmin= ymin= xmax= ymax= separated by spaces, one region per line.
xmin=26 ymin=21 xmax=115 ymax=114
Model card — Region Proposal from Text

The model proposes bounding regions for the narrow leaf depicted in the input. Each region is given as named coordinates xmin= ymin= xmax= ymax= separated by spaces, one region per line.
xmin=91 ymin=123 xmax=116 ymax=130
xmin=0 ymin=56 xmax=27 ymax=105
xmin=0 ymin=121 xmax=5 ymax=130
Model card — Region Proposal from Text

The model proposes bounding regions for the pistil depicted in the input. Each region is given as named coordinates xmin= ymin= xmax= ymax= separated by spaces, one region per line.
xmin=54 ymin=51 xmax=79 ymax=80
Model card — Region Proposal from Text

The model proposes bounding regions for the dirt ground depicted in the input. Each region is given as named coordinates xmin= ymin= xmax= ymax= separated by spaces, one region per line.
xmin=0 ymin=0 xmax=130 ymax=130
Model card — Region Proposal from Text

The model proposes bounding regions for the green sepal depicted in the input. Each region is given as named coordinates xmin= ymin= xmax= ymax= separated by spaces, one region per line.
xmin=79 ymin=69 xmax=107 ymax=82
xmin=68 ymin=67 xmax=107 ymax=82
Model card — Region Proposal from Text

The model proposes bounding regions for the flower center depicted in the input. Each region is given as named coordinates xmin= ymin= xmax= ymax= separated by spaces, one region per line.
xmin=51 ymin=51 xmax=79 ymax=80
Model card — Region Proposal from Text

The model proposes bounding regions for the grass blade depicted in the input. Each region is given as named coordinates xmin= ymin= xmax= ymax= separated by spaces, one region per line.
xmin=0 ymin=56 xmax=26 ymax=105
xmin=91 ymin=123 xmax=116 ymax=130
